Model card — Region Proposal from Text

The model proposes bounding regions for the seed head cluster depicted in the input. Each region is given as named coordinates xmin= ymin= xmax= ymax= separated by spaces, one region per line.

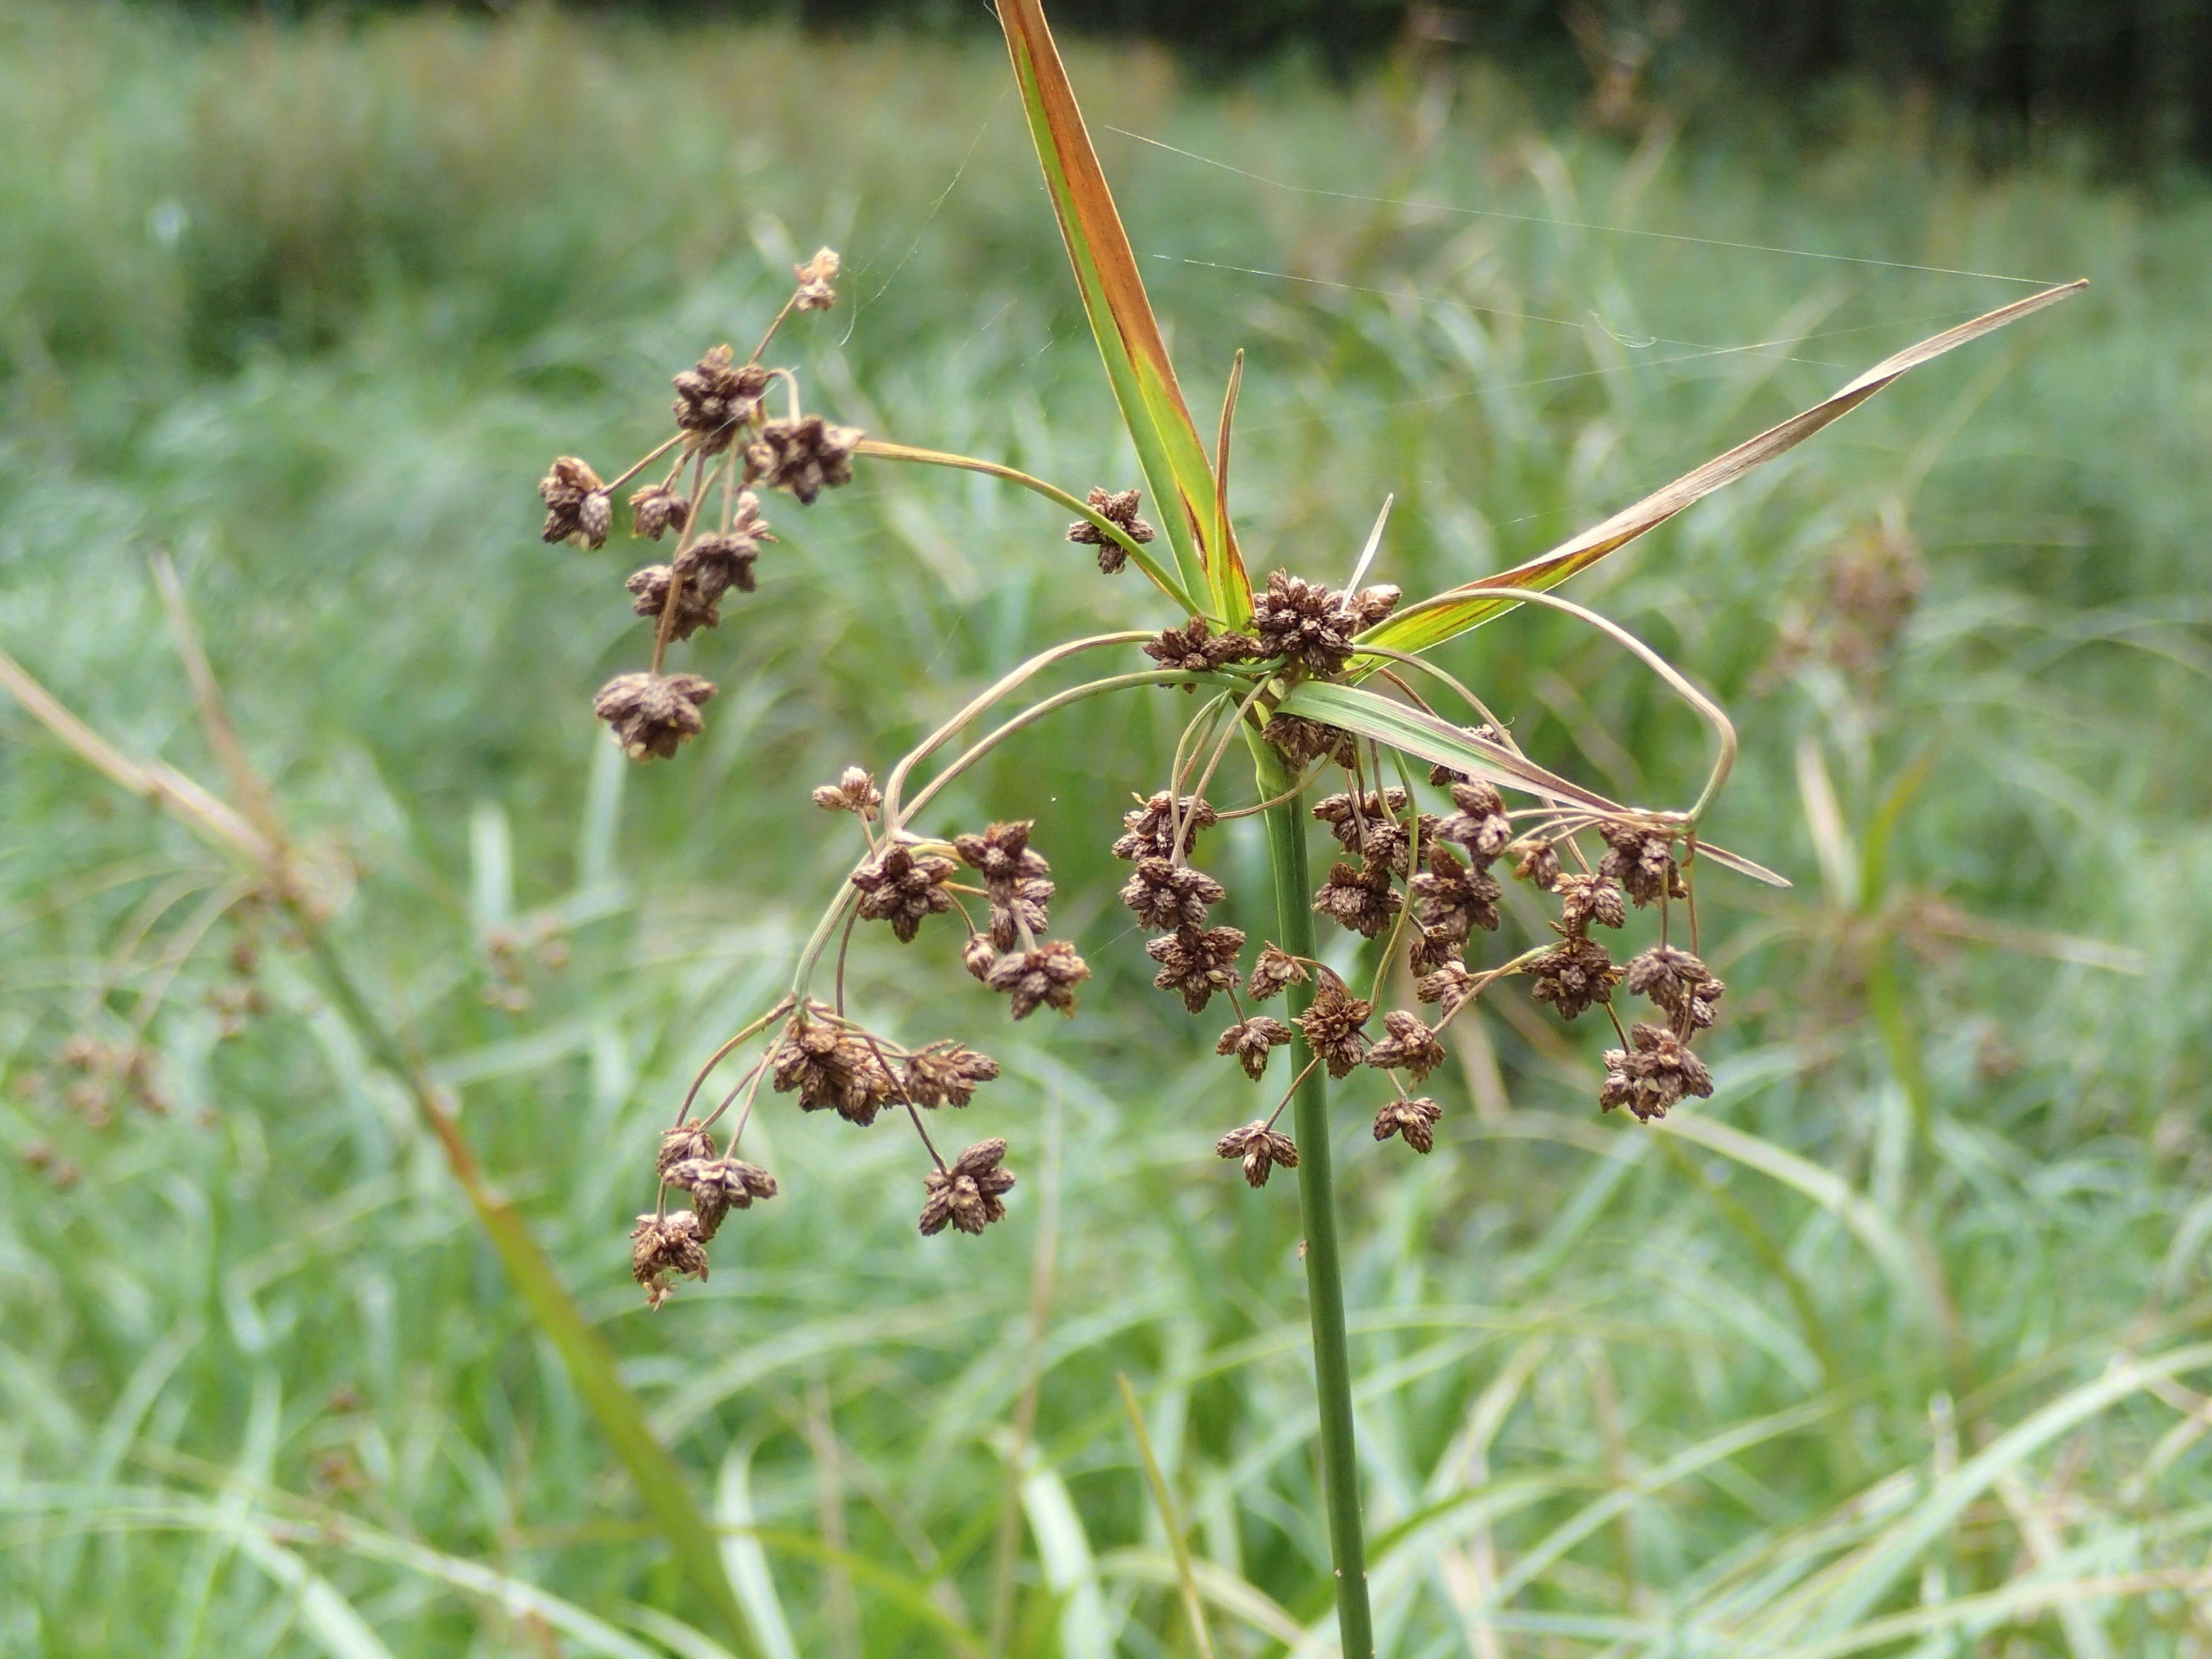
xmin=535 ymin=253 xmax=861 ymax=765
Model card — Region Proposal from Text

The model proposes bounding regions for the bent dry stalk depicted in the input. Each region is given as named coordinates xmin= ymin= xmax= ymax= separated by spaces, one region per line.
xmin=530 ymin=7 xmax=2081 ymax=1639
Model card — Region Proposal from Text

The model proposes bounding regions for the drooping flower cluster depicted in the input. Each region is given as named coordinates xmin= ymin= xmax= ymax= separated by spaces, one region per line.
xmin=535 ymin=251 xmax=860 ymax=764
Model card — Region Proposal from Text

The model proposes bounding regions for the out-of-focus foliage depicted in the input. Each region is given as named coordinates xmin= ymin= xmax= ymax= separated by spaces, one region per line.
xmin=3 ymin=3 xmax=2211 ymax=1654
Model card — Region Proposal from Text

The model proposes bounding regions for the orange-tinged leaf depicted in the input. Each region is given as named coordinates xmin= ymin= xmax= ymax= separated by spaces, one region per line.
xmin=997 ymin=0 xmax=1251 ymax=623
xmin=1359 ymin=280 xmax=2087 ymax=662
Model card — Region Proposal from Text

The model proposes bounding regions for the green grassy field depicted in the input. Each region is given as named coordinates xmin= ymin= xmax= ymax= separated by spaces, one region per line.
xmin=3 ymin=3 xmax=2211 ymax=1654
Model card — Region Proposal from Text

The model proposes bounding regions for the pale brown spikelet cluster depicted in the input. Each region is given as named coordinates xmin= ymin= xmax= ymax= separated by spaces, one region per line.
xmin=532 ymin=251 xmax=858 ymax=764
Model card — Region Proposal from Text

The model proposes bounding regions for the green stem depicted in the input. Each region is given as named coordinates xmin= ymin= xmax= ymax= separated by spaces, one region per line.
xmin=1250 ymin=735 xmax=1373 ymax=1659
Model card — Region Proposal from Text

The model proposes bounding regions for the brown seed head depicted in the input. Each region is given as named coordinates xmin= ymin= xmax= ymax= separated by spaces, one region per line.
xmin=539 ymin=456 xmax=611 ymax=549
xmin=901 ymin=1042 xmax=1001 ymax=1108
xmin=1297 ymin=978 xmax=1372 ymax=1077
xmin=770 ymin=1011 xmax=898 ymax=1124
xmin=985 ymin=941 xmax=1090 ymax=1020
xmin=1529 ymin=937 xmax=1622 ymax=1021
xmin=988 ymin=876 xmax=1055 ymax=953
xmin=664 ymin=1156 xmax=779 ymax=1239
xmin=954 ymin=821 xmax=1050 ymax=887
xmin=1313 ymin=860 xmax=1401 ymax=938
xmin=1438 ymin=780 xmax=1513 ymax=863
xmin=793 ymin=246 xmax=841 ymax=311
xmin=1509 ymin=836 xmax=1562 ymax=891
xmin=1120 ymin=858 xmax=1225 ymax=931
xmin=1597 ymin=821 xmax=1687 ymax=908
xmin=1215 ymin=1119 xmax=1299 ymax=1187
xmin=1249 ymin=570 xmax=1364 ymax=676
xmin=1246 ymin=943 xmax=1311 ymax=1002
xmin=1260 ymin=713 xmax=1357 ymax=770
xmin=919 ymin=1137 xmax=1016 ymax=1235
xmin=1066 ymin=487 xmax=1154 ymax=574
xmin=850 ymin=844 xmax=957 ymax=943
xmin=594 ymin=672 xmax=715 ymax=761
xmin=630 ymin=1209 xmax=710 ymax=1309
xmin=673 ymin=345 xmax=769 ymax=454
xmin=1408 ymin=926 xmax=1464 ymax=976
xmin=657 ymin=1119 xmax=717 ymax=1178
xmin=1415 ymin=958 xmax=1477 ymax=1016
xmin=1144 ymin=617 xmax=1262 ymax=681
xmin=1147 ymin=924 xmax=1245 ymax=1014
xmin=1216 ymin=1015 xmax=1294 ymax=1080
xmin=625 ymin=565 xmax=721 ymax=641
xmin=1554 ymin=872 xmax=1628 ymax=935
xmin=1600 ymin=1021 xmax=1715 ymax=1121
xmin=812 ymin=765 xmax=883 ymax=821
xmin=1313 ymin=789 xmax=1411 ymax=851
xmin=962 ymin=933 xmax=998 ymax=982
xmin=1373 ymin=1094 xmax=1443 ymax=1153
xmin=1625 ymin=944 xmax=1725 ymax=1033
xmin=629 ymin=483 xmax=692 ymax=542
xmin=1412 ymin=842 xmax=1502 ymax=940
xmin=679 ymin=523 xmax=769 ymax=598
xmin=1365 ymin=1009 xmax=1446 ymax=1081
xmin=745 ymin=415 xmax=864 ymax=505
xmin=1113 ymin=792 xmax=1218 ymax=861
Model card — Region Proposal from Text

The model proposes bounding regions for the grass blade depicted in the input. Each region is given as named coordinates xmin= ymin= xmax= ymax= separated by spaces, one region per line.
xmin=996 ymin=0 xmax=1250 ymax=623
xmin=1117 ymin=1374 xmax=1216 ymax=1659
xmin=1361 ymin=280 xmax=2087 ymax=658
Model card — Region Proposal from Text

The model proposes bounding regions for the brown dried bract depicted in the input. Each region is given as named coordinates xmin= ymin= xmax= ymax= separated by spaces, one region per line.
xmin=954 ymin=821 xmax=1051 ymax=887
xmin=1373 ymin=1095 xmax=1443 ymax=1153
xmin=1297 ymin=978 xmax=1372 ymax=1077
xmin=663 ymin=1157 xmax=778 ymax=1239
xmin=919 ymin=1137 xmax=1016 ymax=1235
xmin=1600 ymin=1022 xmax=1715 ymax=1122
xmin=1412 ymin=842 xmax=1502 ymax=940
xmin=1364 ymin=1010 xmax=1445 ymax=1081
xmin=594 ymin=672 xmax=715 ymax=760
xmin=746 ymin=415 xmax=863 ymax=505
xmin=850 ymin=844 xmax=957 ymax=943
xmin=673 ymin=345 xmax=769 ymax=455
xmin=1147 ymin=924 xmax=1245 ymax=1014
xmin=1215 ymin=1120 xmax=1299 ymax=1187
xmin=986 ymin=941 xmax=1090 ymax=1019
xmin=1555 ymin=872 xmax=1627 ymax=935
xmin=1312 ymin=860 xmax=1400 ymax=939
xmin=988 ymin=876 xmax=1055 ymax=952
xmin=625 ymin=565 xmax=721 ymax=641
xmin=1529 ymin=937 xmax=1622 ymax=1021
xmin=1249 ymin=570 xmax=1365 ymax=677
xmin=812 ymin=765 xmax=882 ymax=821
xmin=1216 ymin=1015 xmax=1293 ymax=1080
xmin=793 ymin=246 xmax=841 ymax=311
xmin=1437 ymin=780 xmax=1512 ymax=863
xmin=1120 ymin=858 xmax=1225 ymax=931
xmin=962 ymin=932 xmax=998 ymax=982
xmin=631 ymin=1209 xmax=710 ymax=1309
xmin=1246 ymin=943 xmax=1311 ymax=1002
xmin=629 ymin=483 xmax=692 ymax=542
xmin=1112 ymin=792 xmax=1218 ymax=861
xmin=1312 ymin=789 xmax=1411 ymax=851
xmin=539 ymin=456 xmax=611 ymax=549
xmin=1598 ymin=821 xmax=1687 ymax=908
xmin=1066 ymin=487 xmax=1154 ymax=574
xmin=901 ymin=1042 xmax=1001 ymax=1108
xmin=1144 ymin=617 xmax=1261 ymax=681
xmin=1625 ymin=944 xmax=1725 ymax=1034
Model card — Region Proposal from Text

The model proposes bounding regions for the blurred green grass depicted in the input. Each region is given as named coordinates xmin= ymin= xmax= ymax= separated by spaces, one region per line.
xmin=3 ymin=3 xmax=2211 ymax=1654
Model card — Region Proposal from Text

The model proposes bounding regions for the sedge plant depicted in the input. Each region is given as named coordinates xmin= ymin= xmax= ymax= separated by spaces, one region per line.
xmin=521 ymin=2 xmax=2085 ymax=1648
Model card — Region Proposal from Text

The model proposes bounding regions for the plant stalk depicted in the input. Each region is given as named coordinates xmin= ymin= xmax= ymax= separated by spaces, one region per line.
xmin=1251 ymin=736 xmax=1373 ymax=1658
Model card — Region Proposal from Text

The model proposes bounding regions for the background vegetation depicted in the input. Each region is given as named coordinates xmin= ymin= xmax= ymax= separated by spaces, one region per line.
xmin=2 ymin=2 xmax=2209 ymax=1654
